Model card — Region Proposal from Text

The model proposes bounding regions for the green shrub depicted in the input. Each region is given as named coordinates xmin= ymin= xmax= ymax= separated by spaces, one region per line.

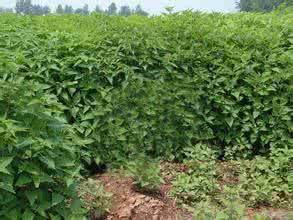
xmin=183 ymin=143 xmax=220 ymax=162
xmin=1 ymin=12 xmax=291 ymax=218
xmin=0 ymin=11 xmax=291 ymax=163
xmin=171 ymin=164 xmax=220 ymax=205
xmin=126 ymin=155 xmax=164 ymax=190
xmin=172 ymin=146 xmax=292 ymax=209
xmin=0 ymin=74 xmax=84 ymax=218
xmin=78 ymin=179 xmax=112 ymax=219
xmin=237 ymin=147 xmax=293 ymax=208
xmin=171 ymin=163 xmax=220 ymax=205
xmin=193 ymin=200 xmax=273 ymax=220
xmin=171 ymin=143 xmax=220 ymax=205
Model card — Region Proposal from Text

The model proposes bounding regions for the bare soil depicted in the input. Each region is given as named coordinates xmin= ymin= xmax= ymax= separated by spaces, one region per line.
xmin=91 ymin=162 xmax=291 ymax=220
xmin=96 ymin=164 xmax=191 ymax=220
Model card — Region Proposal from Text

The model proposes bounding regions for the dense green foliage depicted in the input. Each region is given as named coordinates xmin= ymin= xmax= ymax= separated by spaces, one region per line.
xmin=0 ymin=9 xmax=292 ymax=218
xmin=0 ymin=53 xmax=84 ymax=218
xmin=1 ymin=10 xmax=292 ymax=162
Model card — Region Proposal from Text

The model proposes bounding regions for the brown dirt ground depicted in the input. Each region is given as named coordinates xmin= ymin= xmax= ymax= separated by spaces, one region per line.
xmin=92 ymin=161 xmax=291 ymax=220
xmin=95 ymin=162 xmax=191 ymax=220
xmin=246 ymin=207 xmax=292 ymax=220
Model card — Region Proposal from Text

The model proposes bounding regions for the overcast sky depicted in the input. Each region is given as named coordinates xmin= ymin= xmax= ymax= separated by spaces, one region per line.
xmin=0 ymin=0 xmax=237 ymax=14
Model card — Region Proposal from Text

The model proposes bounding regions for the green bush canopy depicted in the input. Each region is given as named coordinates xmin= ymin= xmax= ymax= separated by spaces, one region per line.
xmin=1 ymin=11 xmax=292 ymax=161
xmin=0 ymin=10 xmax=292 ymax=218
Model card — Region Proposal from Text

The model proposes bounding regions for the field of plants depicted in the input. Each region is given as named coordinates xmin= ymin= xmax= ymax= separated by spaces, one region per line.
xmin=0 ymin=8 xmax=292 ymax=220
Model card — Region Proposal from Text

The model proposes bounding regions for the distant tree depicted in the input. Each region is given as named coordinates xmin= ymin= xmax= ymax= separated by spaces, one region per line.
xmin=56 ymin=4 xmax=64 ymax=14
xmin=134 ymin=4 xmax=149 ymax=16
xmin=75 ymin=8 xmax=83 ymax=14
xmin=285 ymin=0 xmax=293 ymax=6
xmin=0 ymin=7 xmax=13 ymax=13
xmin=15 ymin=0 xmax=24 ymax=14
xmin=15 ymin=0 xmax=32 ymax=14
xmin=254 ymin=0 xmax=275 ymax=11
xmin=236 ymin=0 xmax=253 ymax=11
xmin=165 ymin=6 xmax=174 ymax=14
xmin=74 ymin=4 xmax=89 ymax=15
xmin=42 ymin=6 xmax=51 ymax=15
xmin=23 ymin=0 xmax=32 ymax=14
xmin=31 ymin=4 xmax=43 ymax=15
xmin=95 ymin=5 xmax=104 ymax=13
xmin=107 ymin=2 xmax=117 ymax=15
xmin=29 ymin=4 xmax=51 ymax=15
xmin=82 ymin=4 xmax=89 ymax=15
xmin=119 ymin=5 xmax=132 ymax=16
xmin=236 ymin=0 xmax=292 ymax=12
xmin=64 ymin=5 xmax=74 ymax=14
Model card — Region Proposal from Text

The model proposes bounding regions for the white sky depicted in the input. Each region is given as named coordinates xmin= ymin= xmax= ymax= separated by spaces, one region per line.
xmin=0 ymin=0 xmax=237 ymax=14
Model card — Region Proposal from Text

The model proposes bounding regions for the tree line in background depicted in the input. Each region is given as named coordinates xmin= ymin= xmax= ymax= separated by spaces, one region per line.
xmin=15 ymin=0 xmax=50 ymax=15
xmin=0 ymin=0 xmax=292 ymax=15
xmin=236 ymin=0 xmax=293 ymax=12
xmin=0 ymin=7 xmax=13 ymax=13
xmin=1 ymin=0 xmax=148 ymax=16
xmin=55 ymin=2 xmax=148 ymax=16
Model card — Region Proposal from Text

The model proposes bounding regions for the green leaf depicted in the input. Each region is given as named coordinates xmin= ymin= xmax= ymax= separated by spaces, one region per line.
xmin=94 ymin=156 xmax=101 ymax=165
xmin=0 ymin=157 xmax=13 ymax=174
xmin=253 ymin=111 xmax=260 ymax=119
xmin=225 ymin=117 xmax=234 ymax=128
xmin=25 ymin=190 xmax=38 ymax=206
xmin=41 ymin=156 xmax=56 ymax=170
xmin=215 ymin=211 xmax=229 ymax=219
xmin=0 ymin=182 xmax=15 ymax=194
xmin=23 ymin=209 xmax=35 ymax=220
xmin=16 ymin=174 xmax=32 ymax=186
xmin=52 ymin=193 xmax=64 ymax=207
xmin=32 ymin=174 xmax=53 ymax=188
xmin=16 ymin=139 xmax=35 ymax=148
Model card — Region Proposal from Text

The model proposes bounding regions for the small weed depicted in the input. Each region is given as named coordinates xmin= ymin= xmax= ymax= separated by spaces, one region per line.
xmin=236 ymin=147 xmax=293 ymax=208
xmin=78 ymin=179 xmax=112 ymax=219
xmin=193 ymin=200 xmax=274 ymax=220
xmin=171 ymin=143 xmax=220 ymax=205
xmin=126 ymin=155 xmax=164 ymax=190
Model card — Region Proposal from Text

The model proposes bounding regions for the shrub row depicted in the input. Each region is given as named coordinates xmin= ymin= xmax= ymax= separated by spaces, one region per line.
xmin=13 ymin=11 xmax=291 ymax=161
xmin=0 ymin=10 xmax=292 ymax=217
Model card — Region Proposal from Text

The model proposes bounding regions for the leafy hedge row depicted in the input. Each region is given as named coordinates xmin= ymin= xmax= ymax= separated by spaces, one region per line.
xmin=0 ymin=50 xmax=84 ymax=219
xmin=24 ymin=11 xmax=293 ymax=161
xmin=0 ymin=10 xmax=292 ymax=217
